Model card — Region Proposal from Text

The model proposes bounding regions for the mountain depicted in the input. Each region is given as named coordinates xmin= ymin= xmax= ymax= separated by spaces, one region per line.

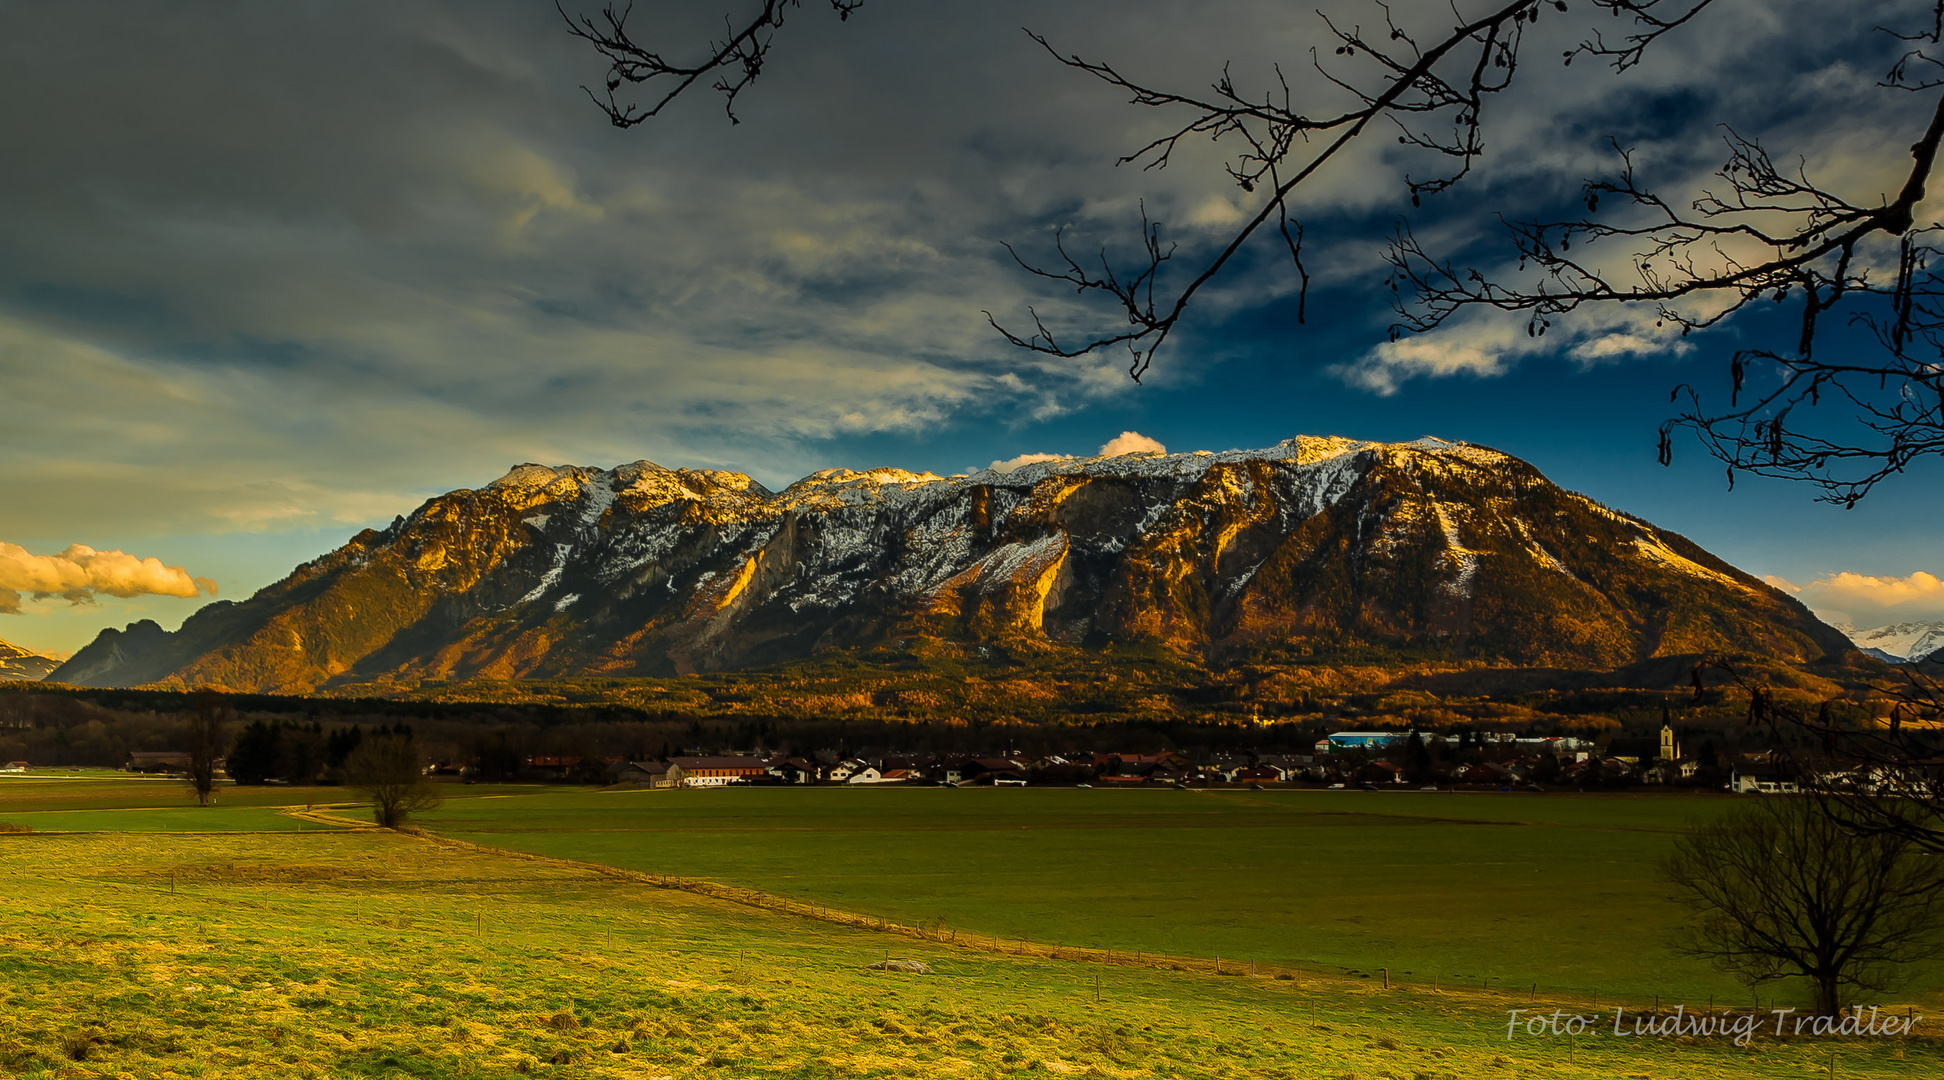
xmin=1840 ymin=621 xmax=1944 ymax=663
xmin=49 ymin=435 xmax=1852 ymax=694
xmin=0 ymin=638 xmax=62 ymax=681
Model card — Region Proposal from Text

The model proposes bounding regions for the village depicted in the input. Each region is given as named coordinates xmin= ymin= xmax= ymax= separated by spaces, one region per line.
xmin=595 ymin=720 xmax=1805 ymax=795
xmin=0 ymin=717 xmax=1811 ymax=797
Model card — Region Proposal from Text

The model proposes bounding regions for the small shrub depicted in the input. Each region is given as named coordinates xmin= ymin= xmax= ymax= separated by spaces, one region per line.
xmin=60 ymin=1033 xmax=96 ymax=1062
xmin=543 ymin=1011 xmax=580 ymax=1031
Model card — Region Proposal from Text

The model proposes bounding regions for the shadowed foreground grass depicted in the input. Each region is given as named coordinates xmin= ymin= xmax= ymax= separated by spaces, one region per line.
xmin=0 ymin=828 xmax=1935 ymax=1078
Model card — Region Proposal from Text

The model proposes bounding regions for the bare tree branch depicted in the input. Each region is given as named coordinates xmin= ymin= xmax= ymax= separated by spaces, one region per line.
xmin=560 ymin=0 xmax=862 ymax=127
xmin=562 ymin=3 xmax=1944 ymax=509
xmin=1385 ymin=8 xmax=1944 ymax=506
xmin=992 ymin=0 xmax=1594 ymax=381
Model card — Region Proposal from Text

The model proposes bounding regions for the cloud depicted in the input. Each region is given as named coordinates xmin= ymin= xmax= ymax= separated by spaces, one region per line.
xmin=1337 ymin=332 xmax=1514 ymax=396
xmin=1098 ymin=431 xmax=1166 ymax=457
xmin=986 ymin=430 xmax=1166 ymax=472
xmin=0 ymin=542 xmax=217 ymax=610
xmin=1336 ymin=309 xmax=1696 ymax=396
xmin=1771 ymin=570 xmax=1944 ymax=628
xmin=988 ymin=452 xmax=1071 ymax=474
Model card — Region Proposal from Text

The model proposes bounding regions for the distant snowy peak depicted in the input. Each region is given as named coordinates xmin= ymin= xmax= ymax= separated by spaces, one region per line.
xmin=1843 ymin=621 xmax=1944 ymax=663
xmin=0 ymin=638 xmax=61 ymax=681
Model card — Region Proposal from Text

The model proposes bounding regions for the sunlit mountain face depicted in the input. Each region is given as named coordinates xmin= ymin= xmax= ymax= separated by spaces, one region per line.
xmin=49 ymin=436 xmax=1848 ymax=694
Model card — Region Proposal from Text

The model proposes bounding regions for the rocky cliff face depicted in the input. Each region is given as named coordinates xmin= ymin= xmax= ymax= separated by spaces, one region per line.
xmin=50 ymin=436 xmax=1851 ymax=693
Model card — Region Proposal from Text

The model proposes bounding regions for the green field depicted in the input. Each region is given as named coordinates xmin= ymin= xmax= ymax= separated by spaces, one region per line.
xmin=0 ymin=778 xmax=1936 ymax=1078
xmin=418 ymin=786 xmax=1813 ymax=1004
xmin=0 ymin=778 xmax=538 ymax=830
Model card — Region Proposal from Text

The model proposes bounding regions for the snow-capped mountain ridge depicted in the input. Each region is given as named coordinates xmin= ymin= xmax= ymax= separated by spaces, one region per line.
xmin=50 ymin=435 xmax=1851 ymax=693
xmin=1839 ymin=621 xmax=1944 ymax=663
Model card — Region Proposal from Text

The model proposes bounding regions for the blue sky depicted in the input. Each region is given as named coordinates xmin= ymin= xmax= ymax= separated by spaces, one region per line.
xmin=4 ymin=0 xmax=1942 ymax=654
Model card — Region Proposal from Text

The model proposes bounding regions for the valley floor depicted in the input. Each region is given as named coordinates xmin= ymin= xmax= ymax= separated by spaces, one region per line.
xmin=0 ymin=785 xmax=1935 ymax=1078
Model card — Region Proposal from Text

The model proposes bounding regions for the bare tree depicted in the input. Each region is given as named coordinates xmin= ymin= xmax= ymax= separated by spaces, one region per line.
xmin=184 ymin=692 xmax=227 ymax=807
xmin=342 ymin=734 xmax=442 ymax=829
xmin=1663 ymin=794 xmax=1944 ymax=1015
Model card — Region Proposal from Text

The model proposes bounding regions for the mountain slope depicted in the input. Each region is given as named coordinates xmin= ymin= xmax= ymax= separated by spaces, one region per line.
xmin=0 ymin=638 xmax=61 ymax=681
xmin=51 ymin=436 xmax=1851 ymax=693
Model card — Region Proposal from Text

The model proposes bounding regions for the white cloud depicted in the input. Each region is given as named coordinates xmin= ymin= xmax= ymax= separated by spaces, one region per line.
xmin=1098 ymin=431 xmax=1166 ymax=457
xmin=987 ymin=430 xmax=1167 ymax=472
xmin=988 ymin=452 xmax=1072 ymax=474
xmin=1336 ymin=308 xmax=1696 ymax=396
xmin=0 ymin=542 xmax=216 ymax=614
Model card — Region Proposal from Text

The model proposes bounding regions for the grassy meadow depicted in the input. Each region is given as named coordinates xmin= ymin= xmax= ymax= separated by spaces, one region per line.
xmin=0 ymin=778 xmax=1936 ymax=1078
xmin=0 ymin=777 xmax=534 ymax=833
xmin=419 ymin=786 xmax=1820 ymax=1005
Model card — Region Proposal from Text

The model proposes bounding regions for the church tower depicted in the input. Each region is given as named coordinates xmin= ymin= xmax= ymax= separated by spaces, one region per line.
xmin=1660 ymin=719 xmax=1679 ymax=761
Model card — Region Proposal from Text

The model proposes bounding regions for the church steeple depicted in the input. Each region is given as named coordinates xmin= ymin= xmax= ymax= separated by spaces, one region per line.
xmin=1659 ymin=703 xmax=1679 ymax=760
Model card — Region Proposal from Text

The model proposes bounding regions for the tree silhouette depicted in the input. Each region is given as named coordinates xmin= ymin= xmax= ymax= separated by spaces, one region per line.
xmin=184 ymin=692 xmax=227 ymax=807
xmin=1663 ymin=795 xmax=1944 ymax=1015
xmin=342 ymin=734 xmax=442 ymax=829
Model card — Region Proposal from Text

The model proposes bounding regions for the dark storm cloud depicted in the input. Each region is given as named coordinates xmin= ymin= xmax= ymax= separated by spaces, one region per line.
xmin=0 ymin=0 xmax=1923 ymax=541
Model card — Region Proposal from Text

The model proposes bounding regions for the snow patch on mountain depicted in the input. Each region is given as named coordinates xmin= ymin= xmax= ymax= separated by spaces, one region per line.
xmin=1433 ymin=502 xmax=1480 ymax=596
xmin=1631 ymin=532 xmax=1748 ymax=591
